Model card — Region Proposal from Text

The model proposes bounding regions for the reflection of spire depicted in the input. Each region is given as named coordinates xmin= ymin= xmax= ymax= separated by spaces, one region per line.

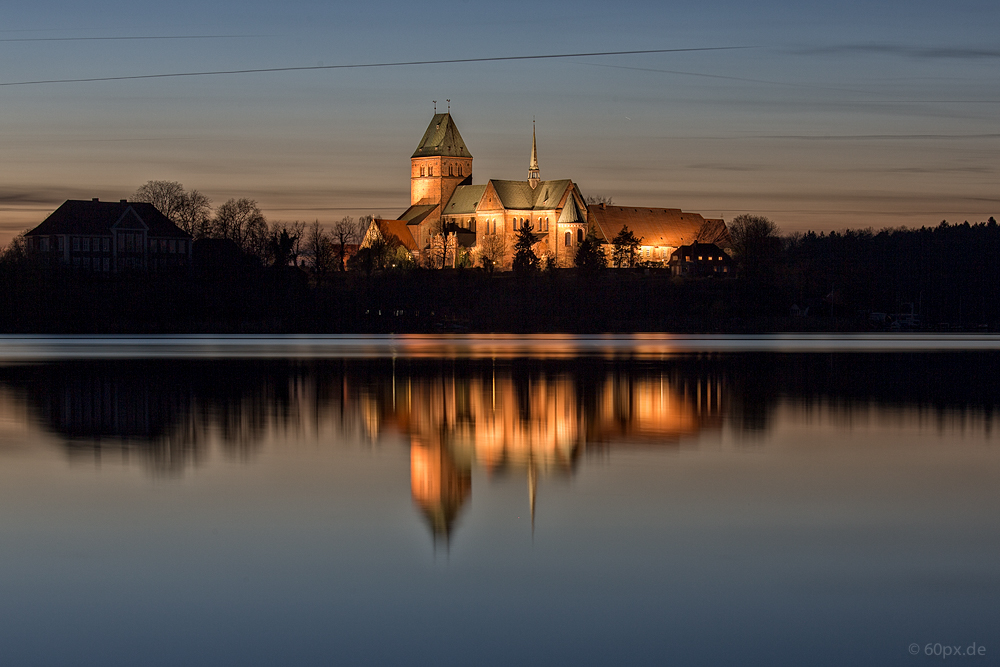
xmin=528 ymin=459 xmax=537 ymax=538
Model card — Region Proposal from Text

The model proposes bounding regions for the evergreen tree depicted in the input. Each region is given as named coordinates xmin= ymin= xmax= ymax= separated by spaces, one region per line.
xmin=512 ymin=221 xmax=540 ymax=275
xmin=611 ymin=225 xmax=642 ymax=268
xmin=575 ymin=227 xmax=607 ymax=272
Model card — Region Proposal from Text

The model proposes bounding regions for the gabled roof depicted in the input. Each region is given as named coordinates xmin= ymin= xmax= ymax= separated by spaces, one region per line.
xmin=411 ymin=113 xmax=473 ymax=158
xmin=587 ymin=204 xmax=730 ymax=248
xmin=398 ymin=204 xmax=438 ymax=226
xmin=27 ymin=200 xmax=191 ymax=238
xmin=488 ymin=179 xmax=574 ymax=211
xmin=374 ymin=218 xmax=418 ymax=251
xmin=442 ymin=185 xmax=487 ymax=216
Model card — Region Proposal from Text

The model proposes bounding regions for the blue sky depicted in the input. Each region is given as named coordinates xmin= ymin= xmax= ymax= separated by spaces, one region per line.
xmin=2 ymin=0 xmax=998 ymax=240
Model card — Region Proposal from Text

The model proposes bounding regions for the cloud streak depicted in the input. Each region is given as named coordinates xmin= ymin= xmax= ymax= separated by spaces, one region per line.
xmin=797 ymin=44 xmax=1000 ymax=60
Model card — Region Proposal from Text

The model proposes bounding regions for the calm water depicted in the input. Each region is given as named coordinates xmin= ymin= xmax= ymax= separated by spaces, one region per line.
xmin=0 ymin=338 xmax=997 ymax=666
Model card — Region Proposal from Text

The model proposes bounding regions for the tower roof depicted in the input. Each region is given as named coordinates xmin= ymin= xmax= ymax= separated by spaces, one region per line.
xmin=412 ymin=113 xmax=472 ymax=158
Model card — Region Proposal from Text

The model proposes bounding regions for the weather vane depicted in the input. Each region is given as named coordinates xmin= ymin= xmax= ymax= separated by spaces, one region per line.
xmin=433 ymin=100 xmax=437 ymax=113
xmin=447 ymin=99 xmax=451 ymax=112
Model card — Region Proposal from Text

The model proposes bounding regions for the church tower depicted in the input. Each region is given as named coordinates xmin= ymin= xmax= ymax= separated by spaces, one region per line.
xmin=410 ymin=113 xmax=473 ymax=213
xmin=527 ymin=121 xmax=540 ymax=189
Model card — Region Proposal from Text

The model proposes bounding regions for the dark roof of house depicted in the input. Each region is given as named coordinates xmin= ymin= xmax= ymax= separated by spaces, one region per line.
xmin=411 ymin=113 xmax=473 ymax=159
xmin=587 ymin=204 xmax=729 ymax=248
xmin=27 ymin=200 xmax=191 ymax=239
xmin=669 ymin=242 xmax=732 ymax=261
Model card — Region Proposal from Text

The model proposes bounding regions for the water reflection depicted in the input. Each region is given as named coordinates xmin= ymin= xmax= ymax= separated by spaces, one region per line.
xmin=2 ymin=354 xmax=999 ymax=540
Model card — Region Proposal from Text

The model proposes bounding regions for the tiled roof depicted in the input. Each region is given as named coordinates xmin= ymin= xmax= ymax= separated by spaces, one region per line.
xmin=411 ymin=113 xmax=473 ymax=158
xmin=27 ymin=200 xmax=191 ymax=238
xmin=443 ymin=185 xmax=486 ymax=215
xmin=587 ymin=205 xmax=730 ymax=248
xmin=489 ymin=179 xmax=573 ymax=211
xmin=375 ymin=218 xmax=418 ymax=251
xmin=398 ymin=204 xmax=438 ymax=226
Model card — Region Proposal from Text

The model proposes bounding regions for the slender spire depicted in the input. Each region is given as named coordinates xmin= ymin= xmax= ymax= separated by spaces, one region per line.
xmin=528 ymin=119 xmax=540 ymax=189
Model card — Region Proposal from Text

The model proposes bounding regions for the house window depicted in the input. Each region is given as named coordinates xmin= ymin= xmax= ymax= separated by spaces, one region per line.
xmin=565 ymin=231 xmax=572 ymax=246
xmin=170 ymin=240 xmax=177 ymax=254
xmin=57 ymin=236 xmax=64 ymax=251
xmin=40 ymin=238 xmax=49 ymax=252
xmin=103 ymin=238 xmax=109 ymax=252
xmin=104 ymin=258 xmax=110 ymax=272
xmin=82 ymin=238 xmax=89 ymax=252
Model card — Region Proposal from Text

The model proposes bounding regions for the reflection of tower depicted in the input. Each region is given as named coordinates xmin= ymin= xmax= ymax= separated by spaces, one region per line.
xmin=410 ymin=441 xmax=471 ymax=546
xmin=528 ymin=458 xmax=537 ymax=536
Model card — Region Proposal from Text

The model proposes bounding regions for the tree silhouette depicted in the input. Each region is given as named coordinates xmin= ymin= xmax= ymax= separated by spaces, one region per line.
xmin=611 ymin=225 xmax=641 ymax=268
xmin=512 ymin=221 xmax=540 ymax=275
xmin=575 ymin=227 xmax=607 ymax=272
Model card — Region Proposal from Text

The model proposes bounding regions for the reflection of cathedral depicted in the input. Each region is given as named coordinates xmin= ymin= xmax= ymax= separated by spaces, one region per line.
xmin=363 ymin=363 xmax=726 ymax=542
xmin=0 ymin=359 xmax=726 ymax=541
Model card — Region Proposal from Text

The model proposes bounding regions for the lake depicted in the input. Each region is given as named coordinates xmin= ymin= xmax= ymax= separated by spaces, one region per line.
xmin=0 ymin=336 xmax=996 ymax=666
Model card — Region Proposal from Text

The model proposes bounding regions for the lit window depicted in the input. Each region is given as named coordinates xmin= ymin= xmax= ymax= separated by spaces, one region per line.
xmin=698 ymin=256 xmax=703 ymax=261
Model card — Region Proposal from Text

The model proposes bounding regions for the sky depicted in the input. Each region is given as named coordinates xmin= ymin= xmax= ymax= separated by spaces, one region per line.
xmin=2 ymin=0 xmax=998 ymax=244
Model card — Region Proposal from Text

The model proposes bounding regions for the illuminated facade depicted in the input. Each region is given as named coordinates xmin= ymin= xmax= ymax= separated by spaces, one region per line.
xmin=363 ymin=112 xmax=730 ymax=269
xmin=367 ymin=113 xmax=589 ymax=268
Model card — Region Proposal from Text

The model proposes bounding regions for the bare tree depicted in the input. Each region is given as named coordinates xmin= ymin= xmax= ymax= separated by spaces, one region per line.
xmin=728 ymin=213 xmax=781 ymax=279
xmin=210 ymin=198 xmax=268 ymax=258
xmin=133 ymin=180 xmax=213 ymax=237
xmin=332 ymin=216 xmax=362 ymax=271
xmin=585 ymin=194 xmax=614 ymax=206
xmin=133 ymin=181 xmax=186 ymax=220
xmin=174 ymin=190 xmax=213 ymax=238
xmin=477 ymin=232 xmax=508 ymax=273
xmin=305 ymin=220 xmax=336 ymax=278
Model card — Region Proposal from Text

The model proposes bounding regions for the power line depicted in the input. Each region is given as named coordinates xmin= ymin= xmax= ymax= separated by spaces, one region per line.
xmin=0 ymin=46 xmax=751 ymax=87
xmin=0 ymin=35 xmax=259 ymax=42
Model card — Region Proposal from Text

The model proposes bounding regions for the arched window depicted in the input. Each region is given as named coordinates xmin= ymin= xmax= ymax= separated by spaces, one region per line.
xmin=457 ymin=165 xmax=462 ymax=176
xmin=449 ymin=165 xmax=453 ymax=176
xmin=545 ymin=217 xmax=549 ymax=230
xmin=420 ymin=167 xmax=425 ymax=177
xmin=429 ymin=166 xmax=434 ymax=176
xmin=577 ymin=228 xmax=584 ymax=243
xmin=565 ymin=231 xmax=572 ymax=246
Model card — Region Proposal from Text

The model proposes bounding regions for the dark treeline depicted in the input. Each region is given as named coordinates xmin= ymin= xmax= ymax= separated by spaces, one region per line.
xmin=0 ymin=216 xmax=998 ymax=332
xmin=780 ymin=218 xmax=1000 ymax=327
xmin=5 ymin=354 xmax=999 ymax=473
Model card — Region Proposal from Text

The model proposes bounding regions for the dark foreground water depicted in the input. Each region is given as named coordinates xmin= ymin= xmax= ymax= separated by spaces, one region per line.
xmin=0 ymin=337 xmax=997 ymax=666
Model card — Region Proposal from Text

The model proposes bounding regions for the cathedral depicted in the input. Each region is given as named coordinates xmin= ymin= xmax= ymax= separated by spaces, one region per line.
xmin=370 ymin=112 xmax=589 ymax=268
xmin=366 ymin=112 xmax=730 ymax=269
